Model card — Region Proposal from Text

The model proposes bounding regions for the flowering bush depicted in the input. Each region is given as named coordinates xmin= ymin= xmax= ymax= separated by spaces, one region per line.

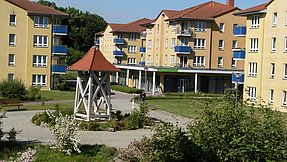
xmin=15 ymin=147 xmax=37 ymax=162
xmin=46 ymin=110 xmax=81 ymax=155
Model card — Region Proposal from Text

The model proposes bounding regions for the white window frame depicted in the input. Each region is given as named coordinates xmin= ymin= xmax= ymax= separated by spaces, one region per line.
xmin=34 ymin=16 xmax=49 ymax=28
xmin=232 ymin=40 xmax=238 ymax=49
xmin=195 ymin=21 xmax=206 ymax=32
xmin=33 ymin=55 xmax=48 ymax=67
xmin=248 ymin=87 xmax=257 ymax=102
xmin=270 ymin=63 xmax=275 ymax=79
xmin=8 ymin=73 xmax=14 ymax=81
xmin=171 ymin=55 xmax=175 ymax=64
xmin=284 ymin=37 xmax=287 ymax=52
xmin=147 ymin=40 xmax=152 ymax=48
xmin=219 ymin=40 xmax=224 ymax=50
xmin=218 ymin=57 xmax=223 ymax=67
xmin=8 ymin=54 xmax=15 ymax=66
xmin=32 ymin=75 xmax=46 ymax=86
xmin=147 ymin=55 xmax=152 ymax=64
xmin=128 ymin=33 xmax=136 ymax=41
xmin=194 ymin=38 xmax=206 ymax=49
xmin=9 ymin=34 xmax=16 ymax=46
xmin=34 ymin=35 xmax=48 ymax=47
xmin=248 ymin=62 xmax=257 ymax=77
xmin=232 ymin=58 xmax=237 ymax=68
xmin=219 ymin=23 xmax=225 ymax=32
xmin=127 ymin=58 xmax=136 ymax=65
xmin=250 ymin=38 xmax=259 ymax=52
xmin=10 ymin=15 xmax=16 ymax=26
xmin=171 ymin=38 xmax=176 ymax=48
xmin=273 ymin=12 xmax=278 ymax=27
xmin=251 ymin=15 xmax=260 ymax=28
xmin=272 ymin=37 xmax=276 ymax=52
xmin=284 ymin=64 xmax=287 ymax=79
xmin=269 ymin=89 xmax=274 ymax=104
xmin=128 ymin=46 xmax=137 ymax=53
xmin=283 ymin=91 xmax=287 ymax=106
xmin=193 ymin=56 xmax=205 ymax=67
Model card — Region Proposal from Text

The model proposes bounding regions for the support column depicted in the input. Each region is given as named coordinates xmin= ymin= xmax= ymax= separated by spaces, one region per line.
xmin=138 ymin=70 xmax=142 ymax=89
xmin=152 ymin=71 xmax=156 ymax=96
xmin=159 ymin=73 xmax=164 ymax=94
xmin=195 ymin=73 xmax=198 ymax=93
xmin=126 ymin=69 xmax=129 ymax=86
xmin=116 ymin=72 xmax=119 ymax=84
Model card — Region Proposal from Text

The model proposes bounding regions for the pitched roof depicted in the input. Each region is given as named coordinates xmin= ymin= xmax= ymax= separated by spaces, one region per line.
xmin=68 ymin=46 xmax=120 ymax=72
xmin=162 ymin=10 xmax=181 ymax=18
xmin=5 ymin=0 xmax=68 ymax=16
xmin=111 ymin=18 xmax=153 ymax=33
xmin=234 ymin=3 xmax=267 ymax=15
xmin=109 ymin=23 xmax=125 ymax=30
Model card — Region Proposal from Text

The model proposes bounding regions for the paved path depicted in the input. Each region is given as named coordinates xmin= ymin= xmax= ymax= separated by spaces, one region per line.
xmin=2 ymin=91 xmax=192 ymax=148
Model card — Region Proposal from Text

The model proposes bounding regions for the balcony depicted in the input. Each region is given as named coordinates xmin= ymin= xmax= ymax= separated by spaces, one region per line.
xmin=140 ymin=31 xmax=146 ymax=39
xmin=52 ymin=45 xmax=68 ymax=55
xmin=139 ymin=61 xmax=145 ymax=65
xmin=95 ymin=39 xmax=100 ymax=45
xmin=53 ymin=25 xmax=68 ymax=35
xmin=51 ymin=64 xmax=67 ymax=74
xmin=234 ymin=26 xmax=246 ymax=36
xmin=176 ymin=28 xmax=192 ymax=37
xmin=114 ymin=38 xmax=125 ymax=45
xmin=233 ymin=50 xmax=246 ymax=60
xmin=174 ymin=46 xmax=192 ymax=54
xmin=140 ymin=47 xmax=146 ymax=53
xmin=232 ymin=73 xmax=244 ymax=84
xmin=113 ymin=50 xmax=124 ymax=57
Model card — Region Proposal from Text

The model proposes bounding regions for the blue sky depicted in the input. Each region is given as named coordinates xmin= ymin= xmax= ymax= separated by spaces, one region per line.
xmin=49 ymin=0 xmax=267 ymax=23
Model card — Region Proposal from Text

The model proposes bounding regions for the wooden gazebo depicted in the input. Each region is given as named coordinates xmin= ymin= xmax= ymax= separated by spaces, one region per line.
xmin=68 ymin=46 xmax=120 ymax=121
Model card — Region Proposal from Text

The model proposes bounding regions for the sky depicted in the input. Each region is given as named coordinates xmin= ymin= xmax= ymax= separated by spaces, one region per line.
xmin=48 ymin=0 xmax=267 ymax=23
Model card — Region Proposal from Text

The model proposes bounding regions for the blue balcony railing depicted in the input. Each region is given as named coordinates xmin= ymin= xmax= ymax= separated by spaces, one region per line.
xmin=53 ymin=25 xmax=68 ymax=35
xmin=234 ymin=26 xmax=246 ymax=36
xmin=113 ymin=50 xmax=124 ymax=56
xmin=232 ymin=73 xmax=244 ymax=84
xmin=52 ymin=45 xmax=68 ymax=55
xmin=51 ymin=65 xmax=67 ymax=74
xmin=139 ymin=61 xmax=145 ymax=65
xmin=95 ymin=39 xmax=100 ymax=45
xmin=174 ymin=46 xmax=192 ymax=54
xmin=114 ymin=38 xmax=125 ymax=44
xmin=140 ymin=47 xmax=146 ymax=53
xmin=233 ymin=50 xmax=246 ymax=60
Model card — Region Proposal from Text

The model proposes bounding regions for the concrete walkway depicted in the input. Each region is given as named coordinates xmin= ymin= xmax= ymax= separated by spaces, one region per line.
xmin=2 ymin=91 xmax=192 ymax=148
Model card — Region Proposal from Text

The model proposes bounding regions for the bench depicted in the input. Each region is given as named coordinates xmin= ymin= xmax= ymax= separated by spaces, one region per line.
xmin=0 ymin=98 xmax=23 ymax=109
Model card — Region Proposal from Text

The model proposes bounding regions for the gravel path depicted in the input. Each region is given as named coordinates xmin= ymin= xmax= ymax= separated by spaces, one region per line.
xmin=2 ymin=91 xmax=191 ymax=148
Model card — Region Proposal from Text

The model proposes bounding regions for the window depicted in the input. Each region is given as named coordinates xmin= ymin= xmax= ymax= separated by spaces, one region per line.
xmin=128 ymin=46 xmax=137 ymax=53
xmin=272 ymin=37 xmax=276 ymax=52
xmin=8 ymin=54 xmax=15 ymax=66
xmin=147 ymin=40 xmax=152 ymax=48
xmin=33 ymin=55 xmax=47 ymax=67
xmin=32 ymin=75 xmax=46 ymax=86
xmin=156 ymin=39 xmax=159 ymax=48
xmin=194 ymin=39 xmax=206 ymax=49
xmin=232 ymin=40 xmax=238 ymax=49
xmin=164 ymin=55 xmax=168 ymax=64
xmin=270 ymin=63 xmax=275 ymax=79
xmin=180 ymin=38 xmax=188 ymax=46
xmin=251 ymin=15 xmax=260 ymax=28
xmin=285 ymin=37 xmax=287 ymax=52
xmin=218 ymin=57 xmax=223 ymax=67
xmin=157 ymin=24 xmax=160 ymax=34
xmin=171 ymin=55 xmax=175 ymax=64
xmin=248 ymin=62 xmax=257 ymax=77
xmin=195 ymin=21 xmax=206 ymax=32
xmin=269 ymin=89 xmax=274 ymax=104
xmin=284 ymin=64 xmax=287 ymax=79
xmin=34 ymin=16 xmax=49 ymax=28
xmin=283 ymin=91 xmax=287 ymax=106
xmin=128 ymin=34 xmax=136 ymax=41
xmin=8 ymin=73 xmax=14 ymax=81
xmin=165 ymin=39 xmax=168 ymax=48
xmin=273 ymin=12 xmax=278 ymax=27
xmin=250 ymin=38 xmax=258 ymax=52
xmin=127 ymin=58 xmax=136 ymax=65
xmin=232 ymin=58 xmax=236 ymax=68
xmin=219 ymin=40 xmax=224 ymax=50
xmin=171 ymin=22 xmax=176 ymax=32
xmin=147 ymin=55 xmax=152 ymax=63
xmin=9 ymin=34 xmax=16 ymax=46
xmin=34 ymin=35 xmax=48 ymax=47
xmin=219 ymin=23 xmax=225 ymax=32
xmin=233 ymin=24 xmax=238 ymax=33
xmin=171 ymin=38 xmax=176 ymax=47
xmin=10 ymin=15 xmax=16 ymax=26
xmin=193 ymin=56 xmax=205 ymax=67
xmin=248 ymin=87 xmax=257 ymax=101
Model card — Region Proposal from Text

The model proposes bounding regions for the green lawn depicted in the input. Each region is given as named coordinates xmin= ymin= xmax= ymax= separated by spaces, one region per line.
xmin=40 ymin=90 xmax=75 ymax=101
xmin=147 ymin=98 xmax=222 ymax=119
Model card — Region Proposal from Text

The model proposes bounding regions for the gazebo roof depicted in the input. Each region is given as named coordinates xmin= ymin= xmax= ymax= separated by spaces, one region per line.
xmin=68 ymin=46 xmax=120 ymax=72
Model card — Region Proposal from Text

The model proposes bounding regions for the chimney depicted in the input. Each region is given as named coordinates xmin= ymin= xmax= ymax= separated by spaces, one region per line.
xmin=227 ymin=0 xmax=235 ymax=7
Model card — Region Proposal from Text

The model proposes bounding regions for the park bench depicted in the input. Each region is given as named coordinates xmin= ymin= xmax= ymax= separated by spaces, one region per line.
xmin=0 ymin=98 xmax=23 ymax=109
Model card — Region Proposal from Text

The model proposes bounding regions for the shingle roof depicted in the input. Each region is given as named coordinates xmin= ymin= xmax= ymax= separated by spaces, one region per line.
xmin=5 ymin=0 xmax=68 ymax=16
xmin=234 ymin=3 xmax=267 ymax=15
xmin=109 ymin=24 xmax=125 ymax=30
xmin=68 ymin=46 xmax=120 ymax=72
xmin=110 ymin=18 xmax=153 ymax=33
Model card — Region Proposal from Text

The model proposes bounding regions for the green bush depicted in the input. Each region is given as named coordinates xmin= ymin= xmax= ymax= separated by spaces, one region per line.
xmin=0 ymin=79 xmax=27 ymax=100
xmin=111 ymin=85 xmax=143 ymax=94
xmin=124 ymin=102 xmax=151 ymax=130
xmin=56 ymin=82 xmax=71 ymax=91
xmin=26 ymin=86 xmax=42 ymax=101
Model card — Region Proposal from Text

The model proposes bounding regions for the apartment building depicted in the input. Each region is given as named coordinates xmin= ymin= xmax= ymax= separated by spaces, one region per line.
xmin=97 ymin=0 xmax=247 ymax=95
xmin=0 ymin=0 xmax=68 ymax=90
xmin=235 ymin=0 xmax=287 ymax=110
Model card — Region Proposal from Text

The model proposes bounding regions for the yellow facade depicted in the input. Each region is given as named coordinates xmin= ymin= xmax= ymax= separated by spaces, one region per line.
xmin=0 ymin=0 xmax=67 ymax=90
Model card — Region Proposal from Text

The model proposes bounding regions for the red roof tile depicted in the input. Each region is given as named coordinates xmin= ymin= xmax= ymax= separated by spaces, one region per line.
xmin=5 ymin=0 xmax=67 ymax=16
xmin=68 ymin=46 xmax=120 ymax=72
xmin=109 ymin=23 xmax=125 ymax=30
xmin=234 ymin=3 xmax=267 ymax=15
xmin=111 ymin=18 xmax=153 ymax=33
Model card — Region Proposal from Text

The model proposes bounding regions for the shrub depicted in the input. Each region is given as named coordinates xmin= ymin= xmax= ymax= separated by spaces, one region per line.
xmin=0 ymin=113 xmax=5 ymax=141
xmin=26 ymin=86 xmax=42 ymax=101
xmin=56 ymin=82 xmax=71 ymax=91
xmin=0 ymin=79 xmax=27 ymax=100
xmin=111 ymin=85 xmax=143 ymax=94
xmin=124 ymin=102 xmax=151 ymax=130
